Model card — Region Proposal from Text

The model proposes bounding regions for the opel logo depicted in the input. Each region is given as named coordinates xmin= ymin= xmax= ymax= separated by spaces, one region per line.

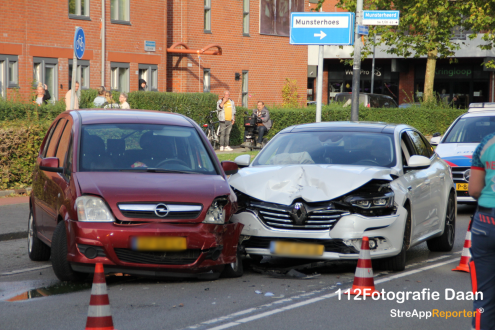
xmin=463 ymin=169 xmax=471 ymax=182
xmin=155 ymin=203 xmax=170 ymax=218
xmin=290 ymin=202 xmax=308 ymax=225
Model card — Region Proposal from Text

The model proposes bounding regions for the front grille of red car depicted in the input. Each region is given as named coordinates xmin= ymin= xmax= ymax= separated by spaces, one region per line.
xmin=114 ymin=248 xmax=201 ymax=265
xmin=117 ymin=203 xmax=202 ymax=220
xmin=243 ymin=237 xmax=358 ymax=254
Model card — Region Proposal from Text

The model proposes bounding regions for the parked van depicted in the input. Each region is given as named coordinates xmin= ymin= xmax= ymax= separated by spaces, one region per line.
xmin=335 ymin=93 xmax=398 ymax=108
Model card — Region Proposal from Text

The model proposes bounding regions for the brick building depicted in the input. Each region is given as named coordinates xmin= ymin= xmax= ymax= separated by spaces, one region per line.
xmin=0 ymin=0 xmax=310 ymax=109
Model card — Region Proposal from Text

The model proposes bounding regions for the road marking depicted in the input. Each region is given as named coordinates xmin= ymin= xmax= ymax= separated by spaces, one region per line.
xmin=0 ymin=265 xmax=52 ymax=276
xmin=184 ymin=256 xmax=461 ymax=330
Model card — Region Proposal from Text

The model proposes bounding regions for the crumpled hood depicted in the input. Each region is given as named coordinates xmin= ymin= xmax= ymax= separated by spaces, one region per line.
xmin=229 ymin=165 xmax=393 ymax=206
xmin=435 ymin=143 xmax=477 ymax=167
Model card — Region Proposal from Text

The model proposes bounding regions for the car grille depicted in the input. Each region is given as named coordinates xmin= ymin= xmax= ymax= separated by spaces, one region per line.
xmin=244 ymin=237 xmax=358 ymax=254
xmin=248 ymin=201 xmax=350 ymax=230
xmin=114 ymin=248 xmax=201 ymax=265
xmin=117 ymin=203 xmax=202 ymax=220
xmin=450 ymin=166 xmax=471 ymax=198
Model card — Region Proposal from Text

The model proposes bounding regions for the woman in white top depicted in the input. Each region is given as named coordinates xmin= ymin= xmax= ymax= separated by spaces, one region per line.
xmin=119 ymin=92 xmax=130 ymax=109
xmin=35 ymin=83 xmax=51 ymax=105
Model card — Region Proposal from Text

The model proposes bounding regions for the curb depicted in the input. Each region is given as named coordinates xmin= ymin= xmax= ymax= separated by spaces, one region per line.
xmin=0 ymin=231 xmax=27 ymax=242
xmin=0 ymin=187 xmax=32 ymax=197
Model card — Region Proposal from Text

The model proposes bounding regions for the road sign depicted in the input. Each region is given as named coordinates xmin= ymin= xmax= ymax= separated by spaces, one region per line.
xmin=362 ymin=10 xmax=400 ymax=26
xmin=145 ymin=40 xmax=156 ymax=52
xmin=357 ymin=25 xmax=369 ymax=35
xmin=73 ymin=27 xmax=85 ymax=59
xmin=290 ymin=12 xmax=355 ymax=45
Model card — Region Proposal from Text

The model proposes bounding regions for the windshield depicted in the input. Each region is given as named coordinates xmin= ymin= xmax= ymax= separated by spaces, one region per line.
xmin=253 ymin=131 xmax=396 ymax=167
xmin=79 ymin=124 xmax=217 ymax=174
xmin=443 ymin=116 xmax=495 ymax=143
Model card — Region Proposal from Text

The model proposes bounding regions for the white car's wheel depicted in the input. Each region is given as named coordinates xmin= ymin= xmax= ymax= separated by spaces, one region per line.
xmin=427 ymin=192 xmax=456 ymax=252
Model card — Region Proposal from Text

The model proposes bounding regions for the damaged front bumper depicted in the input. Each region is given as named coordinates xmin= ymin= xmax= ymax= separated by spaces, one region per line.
xmin=232 ymin=204 xmax=407 ymax=260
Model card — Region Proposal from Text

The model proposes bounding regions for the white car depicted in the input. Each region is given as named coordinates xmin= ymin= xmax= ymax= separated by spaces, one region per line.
xmin=431 ymin=104 xmax=495 ymax=203
xmin=230 ymin=122 xmax=456 ymax=271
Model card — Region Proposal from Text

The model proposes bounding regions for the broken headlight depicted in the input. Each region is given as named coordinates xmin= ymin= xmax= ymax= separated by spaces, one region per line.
xmin=203 ymin=196 xmax=229 ymax=224
xmin=344 ymin=192 xmax=395 ymax=209
xmin=339 ymin=180 xmax=396 ymax=216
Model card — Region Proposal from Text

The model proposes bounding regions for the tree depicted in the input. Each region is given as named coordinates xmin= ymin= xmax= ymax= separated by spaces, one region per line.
xmin=464 ymin=1 xmax=495 ymax=68
xmin=315 ymin=0 xmax=470 ymax=102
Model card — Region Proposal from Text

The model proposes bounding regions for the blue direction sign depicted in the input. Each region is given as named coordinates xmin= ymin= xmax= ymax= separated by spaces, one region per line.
xmin=357 ymin=25 xmax=369 ymax=35
xmin=362 ymin=11 xmax=400 ymax=26
xmin=290 ymin=12 xmax=355 ymax=45
xmin=74 ymin=27 xmax=86 ymax=59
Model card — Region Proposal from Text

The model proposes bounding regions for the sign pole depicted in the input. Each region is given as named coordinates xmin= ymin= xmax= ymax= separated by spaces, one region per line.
xmin=70 ymin=54 xmax=77 ymax=110
xmin=316 ymin=45 xmax=324 ymax=123
xmin=371 ymin=34 xmax=376 ymax=94
xmin=351 ymin=0 xmax=364 ymax=121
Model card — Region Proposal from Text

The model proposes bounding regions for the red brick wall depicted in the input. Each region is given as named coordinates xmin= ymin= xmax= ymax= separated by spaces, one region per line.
xmin=167 ymin=0 xmax=309 ymax=108
xmin=0 ymin=0 xmax=167 ymax=102
xmin=399 ymin=64 xmax=415 ymax=105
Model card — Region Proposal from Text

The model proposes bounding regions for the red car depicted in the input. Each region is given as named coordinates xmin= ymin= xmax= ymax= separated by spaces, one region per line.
xmin=28 ymin=110 xmax=243 ymax=281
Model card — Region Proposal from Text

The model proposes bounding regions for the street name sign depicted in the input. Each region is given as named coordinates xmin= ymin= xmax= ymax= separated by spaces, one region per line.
xmin=73 ymin=27 xmax=85 ymax=59
xmin=357 ymin=25 xmax=369 ymax=35
xmin=362 ymin=10 xmax=400 ymax=26
xmin=290 ymin=12 xmax=355 ymax=45
xmin=145 ymin=40 xmax=156 ymax=52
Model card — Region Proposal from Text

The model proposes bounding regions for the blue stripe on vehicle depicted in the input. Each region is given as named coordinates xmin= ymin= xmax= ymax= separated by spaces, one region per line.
xmin=441 ymin=156 xmax=473 ymax=167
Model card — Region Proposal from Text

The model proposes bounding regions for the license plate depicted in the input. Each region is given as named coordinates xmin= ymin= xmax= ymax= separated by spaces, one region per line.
xmin=131 ymin=237 xmax=187 ymax=251
xmin=456 ymin=183 xmax=469 ymax=191
xmin=270 ymin=241 xmax=324 ymax=257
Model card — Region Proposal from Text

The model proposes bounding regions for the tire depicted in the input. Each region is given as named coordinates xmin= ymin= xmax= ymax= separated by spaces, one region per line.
xmin=51 ymin=221 xmax=88 ymax=282
xmin=221 ymin=246 xmax=244 ymax=278
xmin=27 ymin=211 xmax=51 ymax=261
xmin=427 ymin=192 xmax=456 ymax=252
xmin=375 ymin=205 xmax=410 ymax=272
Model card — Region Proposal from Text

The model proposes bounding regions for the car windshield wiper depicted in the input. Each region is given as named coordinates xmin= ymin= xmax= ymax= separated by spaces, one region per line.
xmin=117 ymin=168 xmax=194 ymax=174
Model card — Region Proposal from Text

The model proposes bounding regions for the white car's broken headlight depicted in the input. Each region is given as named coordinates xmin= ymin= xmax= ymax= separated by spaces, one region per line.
xmin=344 ymin=193 xmax=395 ymax=209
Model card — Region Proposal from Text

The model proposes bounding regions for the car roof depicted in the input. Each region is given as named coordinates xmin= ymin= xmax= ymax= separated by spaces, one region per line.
xmin=460 ymin=110 xmax=495 ymax=118
xmin=281 ymin=121 xmax=403 ymax=134
xmin=68 ymin=109 xmax=194 ymax=127
xmin=468 ymin=103 xmax=495 ymax=112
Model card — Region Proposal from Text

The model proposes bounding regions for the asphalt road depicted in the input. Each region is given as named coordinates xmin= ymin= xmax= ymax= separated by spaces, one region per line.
xmin=0 ymin=203 xmax=477 ymax=330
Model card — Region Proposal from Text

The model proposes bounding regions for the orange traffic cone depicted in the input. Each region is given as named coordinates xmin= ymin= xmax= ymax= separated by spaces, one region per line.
xmin=346 ymin=236 xmax=380 ymax=296
xmin=452 ymin=220 xmax=472 ymax=273
xmin=85 ymin=263 xmax=116 ymax=330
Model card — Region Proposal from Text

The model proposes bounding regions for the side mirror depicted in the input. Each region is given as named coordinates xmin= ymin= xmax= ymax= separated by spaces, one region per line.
xmin=39 ymin=157 xmax=63 ymax=173
xmin=234 ymin=154 xmax=251 ymax=167
xmin=404 ymin=155 xmax=431 ymax=171
xmin=221 ymin=161 xmax=238 ymax=175
xmin=430 ymin=136 xmax=441 ymax=146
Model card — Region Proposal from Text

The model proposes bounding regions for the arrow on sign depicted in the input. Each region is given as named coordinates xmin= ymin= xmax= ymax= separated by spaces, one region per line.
xmin=314 ymin=31 xmax=327 ymax=40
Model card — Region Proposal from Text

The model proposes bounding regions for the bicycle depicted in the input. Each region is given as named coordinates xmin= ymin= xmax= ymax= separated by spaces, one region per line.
xmin=202 ymin=110 xmax=220 ymax=150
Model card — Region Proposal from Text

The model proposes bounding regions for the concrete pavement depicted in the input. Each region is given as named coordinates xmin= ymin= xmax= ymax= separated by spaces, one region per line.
xmin=0 ymin=197 xmax=29 ymax=241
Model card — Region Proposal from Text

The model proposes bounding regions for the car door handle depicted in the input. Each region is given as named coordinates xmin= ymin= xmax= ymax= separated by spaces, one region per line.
xmin=425 ymin=179 xmax=431 ymax=186
xmin=439 ymin=173 xmax=445 ymax=180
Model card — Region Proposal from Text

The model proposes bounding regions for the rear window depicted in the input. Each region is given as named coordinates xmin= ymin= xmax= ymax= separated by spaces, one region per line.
xmin=79 ymin=124 xmax=217 ymax=174
xmin=443 ymin=116 xmax=495 ymax=143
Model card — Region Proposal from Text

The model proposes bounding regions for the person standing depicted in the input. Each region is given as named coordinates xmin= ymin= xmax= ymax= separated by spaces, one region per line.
xmin=119 ymin=92 xmax=130 ymax=109
xmin=34 ymin=83 xmax=51 ymax=105
xmin=242 ymin=101 xmax=272 ymax=148
xmin=216 ymin=91 xmax=236 ymax=152
xmin=139 ymin=79 xmax=147 ymax=91
xmin=65 ymin=81 xmax=79 ymax=110
xmin=468 ymin=132 xmax=495 ymax=330
xmin=93 ymin=86 xmax=106 ymax=107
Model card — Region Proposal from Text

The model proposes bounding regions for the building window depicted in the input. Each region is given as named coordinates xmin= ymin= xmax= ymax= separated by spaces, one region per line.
xmin=243 ymin=0 xmax=249 ymax=36
xmin=69 ymin=0 xmax=89 ymax=18
xmin=111 ymin=0 xmax=130 ymax=23
xmin=0 ymin=55 xmax=19 ymax=96
xmin=33 ymin=57 xmax=58 ymax=102
xmin=111 ymin=62 xmax=129 ymax=92
xmin=204 ymin=0 xmax=211 ymax=32
xmin=242 ymin=71 xmax=248 ymax=107
xmin=203 ymin=69 xmax=211 ymax=93
xmin=138 ymin=64 xmax=158 ymax=91
xmin=69 ymin=60 xmax=89 ymax=91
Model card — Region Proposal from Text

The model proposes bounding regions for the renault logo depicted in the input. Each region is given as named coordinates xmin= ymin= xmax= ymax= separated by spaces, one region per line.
xmin=290 ymin=202 xmax=307 ymax=225
xmin=155 ymin=203 xmax=170 ymax=217
xmin=463 ymin=169 xmax=471 ymax=182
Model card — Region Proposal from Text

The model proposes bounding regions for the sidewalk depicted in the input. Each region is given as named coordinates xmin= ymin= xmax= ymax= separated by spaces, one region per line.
xmin=0 ymin=196 xmax=29 ymax=241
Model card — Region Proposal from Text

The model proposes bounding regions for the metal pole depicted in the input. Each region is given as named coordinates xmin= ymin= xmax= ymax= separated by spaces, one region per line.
xmin=350 ymin=0 xmax=364 ymax=121
xmin=316 ymin=45 xmax=324 ymax=123
xmin=70 ymin=55 xmax=77 ymax=110
xmin=371 ymin=34 xmax=376 ymax=94
xmin=101 ymin=0 xmax=105 ymax=86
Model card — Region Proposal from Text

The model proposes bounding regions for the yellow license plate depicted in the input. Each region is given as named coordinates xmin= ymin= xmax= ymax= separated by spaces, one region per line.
xmin=456 ymin=183 xmax=469 ymax=191
xmin=270 ymin=241 xmax=324 ymax=257
xmin=131 ymin=237 xmax=187 ymax=251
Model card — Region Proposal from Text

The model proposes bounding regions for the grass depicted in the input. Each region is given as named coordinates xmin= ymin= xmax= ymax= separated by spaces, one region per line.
xmin=215 ymin=150 xmax=260 ymax=162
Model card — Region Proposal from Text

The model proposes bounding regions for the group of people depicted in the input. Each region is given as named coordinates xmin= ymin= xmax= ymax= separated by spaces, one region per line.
xmin=215 ymin=90 xmax=272 ymax=151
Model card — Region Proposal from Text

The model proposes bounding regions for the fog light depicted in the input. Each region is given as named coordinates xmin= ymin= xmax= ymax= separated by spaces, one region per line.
xmin=368 ymin=239 xmax=377 ymax=249
xmin=84 ymin=247 xmax=98 ymax=259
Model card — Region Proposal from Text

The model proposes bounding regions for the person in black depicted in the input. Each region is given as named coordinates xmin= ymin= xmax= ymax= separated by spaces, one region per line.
xmin=242 ymin=101 xmax=272 ymax=148
xmin=139 ymin=79 xmax=147 ymax=91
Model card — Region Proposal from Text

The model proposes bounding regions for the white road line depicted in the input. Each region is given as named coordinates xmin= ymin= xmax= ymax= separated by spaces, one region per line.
xmin=0 ymin=265 xmax=52 ymax=276
xmin=194 ymin=257 xmax=461 ymax=330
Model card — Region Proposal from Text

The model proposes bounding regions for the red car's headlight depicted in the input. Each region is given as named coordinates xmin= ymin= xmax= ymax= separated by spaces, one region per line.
xmin=76 ymin=196 xmax=115 ymax=222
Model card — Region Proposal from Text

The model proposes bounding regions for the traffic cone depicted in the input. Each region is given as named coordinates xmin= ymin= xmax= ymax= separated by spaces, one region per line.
xmin=452 ymin=220 xmax=472 ymax=273
xmin=85 ymin=263 xmax=116 ymax=330
xmin=346 ymin=236 xmax=380 ymax=296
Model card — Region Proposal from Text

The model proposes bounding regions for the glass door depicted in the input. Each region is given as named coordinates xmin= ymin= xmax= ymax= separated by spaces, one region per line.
xmin=45 ymin=64 xmax=56 ymax=103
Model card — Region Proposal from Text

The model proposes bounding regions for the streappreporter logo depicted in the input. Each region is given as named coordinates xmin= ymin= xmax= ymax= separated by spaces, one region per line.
xmin=390 ymin=309 xmax=482 ymax=320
